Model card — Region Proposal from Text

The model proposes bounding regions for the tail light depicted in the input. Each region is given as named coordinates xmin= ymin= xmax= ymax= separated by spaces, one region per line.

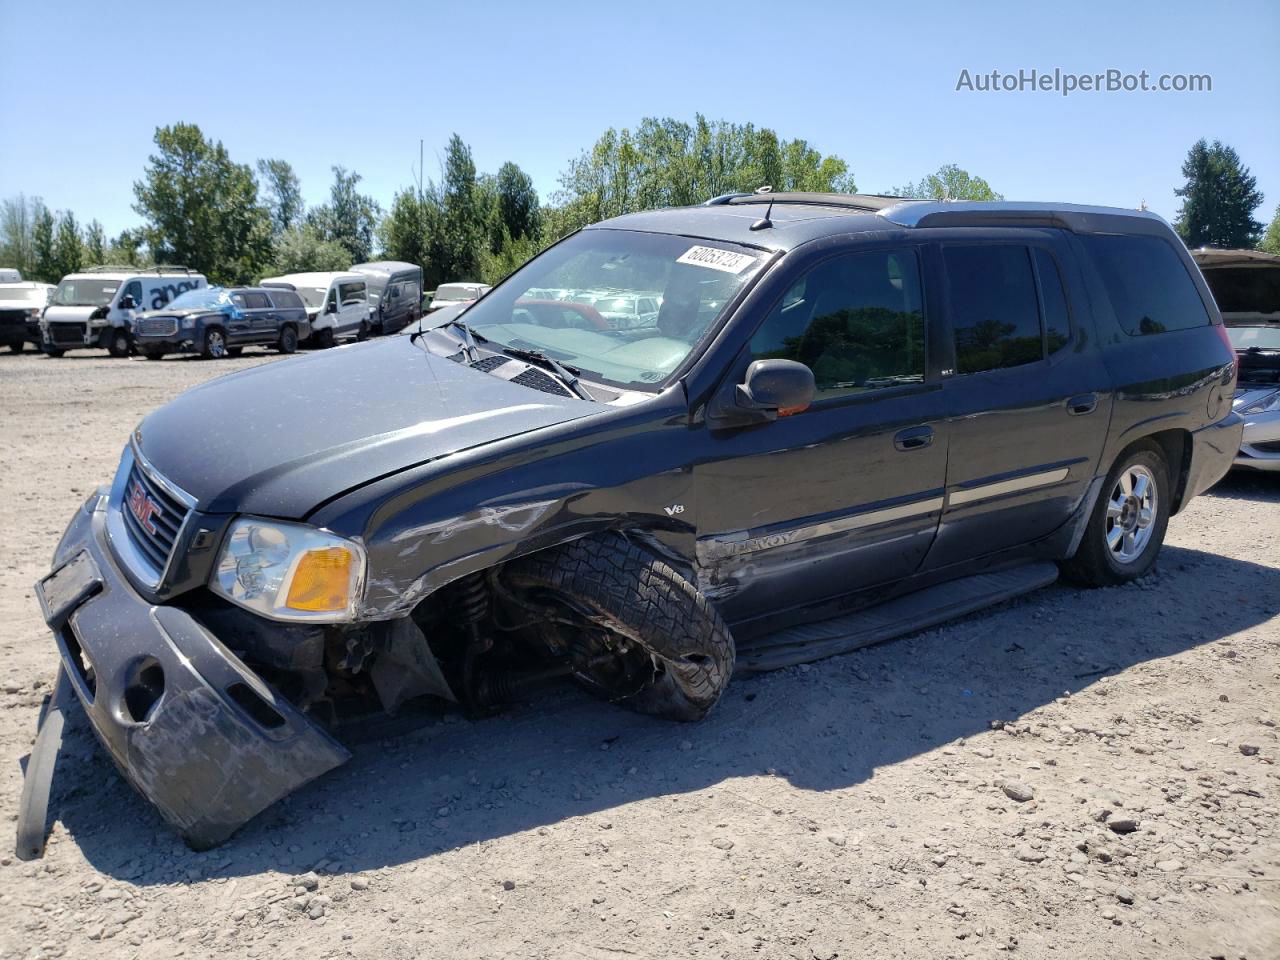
xmin=1213 ymin=323 xmax=1237 ymax=378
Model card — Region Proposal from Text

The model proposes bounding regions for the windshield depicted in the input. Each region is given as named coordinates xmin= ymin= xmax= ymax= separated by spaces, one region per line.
xmin=52 ymin=278 xmax=119 ymax=307
xmin=290 ymin=286 xmax=328 ymax=308
xmin=168 ymin=288 xmax=231 ymax=310
xmin=1203 ymin=266 xmax=1280 ymax=316
xmin=458 ymin=230 xmax=766 ymax=390
xmin=436 ymin=284 xmax=479 ymax=301
xmin=1227 ymin=325 xmax=1280 ymax=350
xmin=0 ymin=285 xmax=48 ymax=305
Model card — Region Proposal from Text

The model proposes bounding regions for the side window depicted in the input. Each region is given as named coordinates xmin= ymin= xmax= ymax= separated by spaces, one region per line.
xmin=944 ymin=245 xmax=1042 ymax=373
xmin=389 ymin=284 xmax=401 ymax=299
xmin=750 ymin=248 xmax=926 ymax=397
xmin=1033 ymin=249 xmax=1072 ymax=354
xmin=122 ymin=280 xmax=142 ymax=306
xmin=326 ymin=288 xmax=338 ymax=310
xmin=1080 ymin=234 xmax=1210 ymax=335
xmin=241 ymin=292 xmax=270 ymax=309
xmin=338 ymin=281 xmax=366 ymax=305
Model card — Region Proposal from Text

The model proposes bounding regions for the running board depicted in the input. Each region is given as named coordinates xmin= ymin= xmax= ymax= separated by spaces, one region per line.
xmin=735 ymin=562 xmax=1059 ymax=674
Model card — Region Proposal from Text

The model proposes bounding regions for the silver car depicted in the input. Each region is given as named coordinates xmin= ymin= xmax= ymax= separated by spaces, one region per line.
xmin=1193 ymin=248 xmax=1280 ymax=472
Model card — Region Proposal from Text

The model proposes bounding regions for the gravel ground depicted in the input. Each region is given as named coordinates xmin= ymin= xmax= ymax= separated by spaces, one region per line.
xmin=1 ymin=349 xmax=1277 ymax=960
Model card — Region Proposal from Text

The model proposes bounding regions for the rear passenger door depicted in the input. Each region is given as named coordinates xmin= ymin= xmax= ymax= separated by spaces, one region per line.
xmin=241 ymin=291 xmax=274 ymax=341
xmin=921 ymin=234 xmax=1111 ymax=570
xmin=337 ymin=280 xmax=367 ymax=336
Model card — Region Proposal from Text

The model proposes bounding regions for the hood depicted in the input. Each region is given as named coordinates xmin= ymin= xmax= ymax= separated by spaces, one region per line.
xmin=134 ymin=305 xmax=220 ymax=320
xmin=134 ymin=335 xmax=601 ymax=517
xmin=43 ymin=304 xmax=98 ymax=322
xmin=0 ymin=299 xmax=40 ymax=311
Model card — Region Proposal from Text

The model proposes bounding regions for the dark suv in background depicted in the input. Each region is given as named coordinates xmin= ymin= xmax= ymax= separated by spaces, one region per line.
xmin=23 ymin=193 xmax=1240 ymax=854
xmin=131 ymin=286 xmax=310 ymax=360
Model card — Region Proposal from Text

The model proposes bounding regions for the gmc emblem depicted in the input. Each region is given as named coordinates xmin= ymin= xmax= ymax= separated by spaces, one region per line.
xmin=127 ymin=479 xmax=163 ymax=536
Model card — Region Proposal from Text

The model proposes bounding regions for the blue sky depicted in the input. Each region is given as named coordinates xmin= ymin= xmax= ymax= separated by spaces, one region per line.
xmin=2 ymin=0 xmax=1276 ymax=236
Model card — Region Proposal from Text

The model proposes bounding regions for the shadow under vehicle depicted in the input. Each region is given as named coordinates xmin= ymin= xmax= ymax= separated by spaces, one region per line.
xmin=19 ymin=193 xmax=1240 ymax=856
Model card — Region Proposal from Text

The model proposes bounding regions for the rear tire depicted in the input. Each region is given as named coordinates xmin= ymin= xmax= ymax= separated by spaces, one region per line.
xmin=42 ymin=345 xmax=64 ymax=358
xmin=201 ymin=328 xmax=227 ymax=360
xmin=1061 ymin=441 xmax=1171 ymax=586
xmin=505 ymin=533 xmax=735 ymax=722
xmin=277 ymin=325 xmax=298 ymax=354
xmin=225 ymin=346 xmax=243 ymax=357
xmin=356 ymin=321 xmax=369 ymax=342
xmin=8 ymin=342 xmax=22 ymax=354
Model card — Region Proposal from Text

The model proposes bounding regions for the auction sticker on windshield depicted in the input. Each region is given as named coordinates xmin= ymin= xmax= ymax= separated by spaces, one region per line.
xmin=676 ymin=245 xmax=758 ymax=274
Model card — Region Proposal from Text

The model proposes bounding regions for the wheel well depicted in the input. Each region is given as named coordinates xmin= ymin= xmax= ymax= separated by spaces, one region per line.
xmin=1127 ymin=429 xmax=1192 ymax=515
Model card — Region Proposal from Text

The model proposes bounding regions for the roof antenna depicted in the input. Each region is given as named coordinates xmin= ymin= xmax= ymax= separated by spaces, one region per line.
xmin=750 ymin=185 xmax=774 ymax=231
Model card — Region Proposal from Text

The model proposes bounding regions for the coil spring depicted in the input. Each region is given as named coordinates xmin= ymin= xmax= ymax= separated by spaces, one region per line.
xmin=457 ymin=573 xmax=489 ymax=626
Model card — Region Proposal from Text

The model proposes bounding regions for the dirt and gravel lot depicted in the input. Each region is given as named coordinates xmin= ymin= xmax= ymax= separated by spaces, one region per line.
xmin=1 ymin=348 xmax=1277 ymax=960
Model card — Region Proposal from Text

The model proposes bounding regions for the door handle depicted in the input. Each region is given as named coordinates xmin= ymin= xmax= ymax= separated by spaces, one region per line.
xmin=1066 ymin=393 xmax=1098 ymax=416
xmin=894 ymin=425 xmax=934 ymax=451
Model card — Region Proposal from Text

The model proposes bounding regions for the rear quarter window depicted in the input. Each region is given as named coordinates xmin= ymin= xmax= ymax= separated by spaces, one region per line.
xmin=266 ymin=289 xmax=304 ymax=310
xmin=1082 ymin=234 xmax=1211 ymax=335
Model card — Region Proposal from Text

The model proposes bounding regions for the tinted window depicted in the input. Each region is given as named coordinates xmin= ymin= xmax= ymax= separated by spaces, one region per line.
xmin=750 ymin=248 xmax=926 ymax=396
xmin=1034 ymin=249 xmax=1071 ymax=353
xmin=266 ymin=289 xmax=303 ymax=310
xmin=239 ymin=291 xmax=270 ymax=309
xmin=122 ymin=280 xmax=142 ymax=305
xmin=338 ymin=281 xmax=366 ymax=305
xmin=1083 ymin=234 xmax=1210 ymax=335
xmin=945 ymin=245 xmax=1042 ymax=373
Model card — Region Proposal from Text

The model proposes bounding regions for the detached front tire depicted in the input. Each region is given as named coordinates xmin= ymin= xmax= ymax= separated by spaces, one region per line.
xmin=1062 ymin=441 xmax=1171 ymax=586
xmin=506 ymin=533 xmax=735 ymax=722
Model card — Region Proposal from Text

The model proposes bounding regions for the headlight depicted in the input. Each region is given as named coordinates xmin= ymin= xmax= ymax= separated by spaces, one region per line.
xmin=181 ymin=315 xmax=196 ymax=329
xmin=1241 ymin=391 xmax=1280 ymax=415
xmin=211 ymin=518 xmax=366 ymax=622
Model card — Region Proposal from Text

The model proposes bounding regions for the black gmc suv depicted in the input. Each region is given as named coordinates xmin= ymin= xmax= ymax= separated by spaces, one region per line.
xmin=20 ymin=194 xmax=1241 ymax=854
xmin=130 ymin=285 xmax=310 ymax=360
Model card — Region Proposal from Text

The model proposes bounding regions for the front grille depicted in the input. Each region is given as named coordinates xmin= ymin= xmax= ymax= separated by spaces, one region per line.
xmin=136 ymin=316 xmax=178 ymax=337
xmin=48 ymin=322 xmax=85 ymax=344
xmin=511 ymin=367 xmax=572 ymax=397
xmin=121 ymin=459 xmax=190 ymax=575
xmin=0 ymin=309 xmax=26 ymax=326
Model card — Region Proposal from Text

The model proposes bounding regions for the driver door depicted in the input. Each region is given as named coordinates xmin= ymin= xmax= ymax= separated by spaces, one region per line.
xmin=694 ymin=244 xmax=949 ymax=631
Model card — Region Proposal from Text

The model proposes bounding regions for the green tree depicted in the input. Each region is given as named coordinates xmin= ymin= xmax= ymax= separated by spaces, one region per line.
xmin=891 ymin=164 xmax=1003 ymax=201
xmin=132 ymin=122 xmax=273 ymax=283
xmin=307 ymin=166 xmax=380 ymax=263
xmin=552 ymin=115 xmax=855 ymax=237
xmin=83 ymin=219 xmax=107 ymax=266
xmin=108 ymin=228 xmax=150 ymax=267
xmin=1174 ymin=139 xmax=1264 ymax=248
xmin=257 ymin=158 xmax=304 ymax=235
xmin=32 ymin=204 xmax=56 ymax=282
xmin=379 ymin=185 xmax=438 ymax=276
xmin=1254 ymin=205 xmax=1280 ymax=255
xmin=52 ymin=211 xmax=83 ymax=280
xmin=435 ymin=135 xmax=484 ymax=284
xmin=495 ymin=161 xmax=540 ymax=242
xmin=266 ymin=225 xmax=352 ymax=275
xmin=1 ymin=194 xmax=43 ymax=276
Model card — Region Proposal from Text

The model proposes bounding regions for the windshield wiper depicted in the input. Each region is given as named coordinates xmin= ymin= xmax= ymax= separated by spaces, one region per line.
xmin=410 ymin=313 xmax=487 ymax=362
xmin=499 ymin=346 xmax=594 ymax=402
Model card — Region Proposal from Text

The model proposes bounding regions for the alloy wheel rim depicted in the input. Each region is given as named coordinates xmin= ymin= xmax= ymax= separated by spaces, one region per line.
xmin=209 ymin=332 xmax=225 ymax=358
xmin=1105 ymin=463 xmax=1157 ymax=563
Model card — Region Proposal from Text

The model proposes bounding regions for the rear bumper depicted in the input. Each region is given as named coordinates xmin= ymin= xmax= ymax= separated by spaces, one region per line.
xmin=1184 ymin=410 xmax=1245 ymax=499
xmin=35 ymin=495 xmax=350 ymax=848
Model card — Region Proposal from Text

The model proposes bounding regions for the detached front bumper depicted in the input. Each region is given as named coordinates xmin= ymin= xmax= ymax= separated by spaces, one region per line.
xmin=31 ymin=494 xmax=350 ymax=849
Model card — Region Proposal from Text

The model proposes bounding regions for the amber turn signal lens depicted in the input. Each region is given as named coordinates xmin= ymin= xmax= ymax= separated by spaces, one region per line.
xmin=285 ymin=547 xmax=353 ymax=612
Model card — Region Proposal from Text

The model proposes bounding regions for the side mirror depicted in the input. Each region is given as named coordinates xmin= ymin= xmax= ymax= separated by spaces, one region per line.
xmin=325 ymin=301 xmax=337 ymax=314
xmin=119 ymin=295 xmax=137 ymax=310
xmin=736 ymin=359 xmax=815 ymax=417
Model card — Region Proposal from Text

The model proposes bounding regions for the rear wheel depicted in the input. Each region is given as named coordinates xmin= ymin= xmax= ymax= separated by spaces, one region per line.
xmin=42 ymin=344 xmax=64 ymax=358
xmin=1062 ymin=441 xmax=1170 ymax=586
xmin=356 ymin=321 xmax=369 ymax=342
xmin=201 ymin=328 xmax=227 ymax=360
xmin=8 ymin=342 xmax=22 ymax=354
xmin=505 ymin=533 xmax=735 ymax=721
xmin=277 ymin=325 xmax=298 ymax=354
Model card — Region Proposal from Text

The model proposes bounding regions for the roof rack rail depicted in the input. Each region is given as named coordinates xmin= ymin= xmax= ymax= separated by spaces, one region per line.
xmin=722 ymin=192 xmax=914 ymax=213
xmin=80 ymin=263 xmax=200 ymax=275
xmin=877 ymin=200 xmax=1166 ymax=230
xmin=703 ymin=193 xmax=752 ymax=206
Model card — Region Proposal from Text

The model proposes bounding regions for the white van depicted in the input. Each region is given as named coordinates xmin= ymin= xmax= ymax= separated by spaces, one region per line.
xmin=0 ymin=281 xmax=54 ymax=353
xmin=0 ymin=268 xmax=23 ymax=284
xmin=428 ymin=281 xmax=491 ymax=313
xmin=260 ymin=271 xmax=369 ymax=347
xmin=41 ymin=266 xmax=207 ymax=357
